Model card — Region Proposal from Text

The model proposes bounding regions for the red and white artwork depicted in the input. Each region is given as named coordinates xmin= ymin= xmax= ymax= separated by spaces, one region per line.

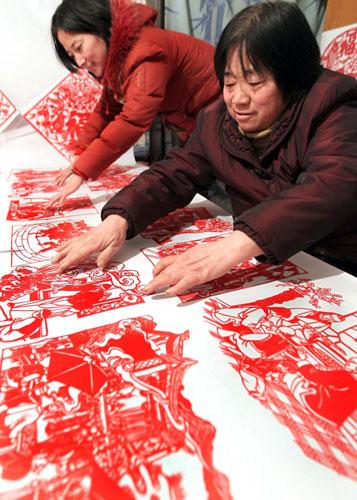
xmin=7 ymin=169 xmax=61 ymax=197
xmin=87 ymin=164 xmax=140 ymax=192
xmin=23 ymin=71 xmax=102 ymax=159
xmin=141 ymin=207 xmax=232 ymax=244
xmin=7 ymin=196 xmax=98 ymax=221
xmin=11 ymin=219 xmax=92 ymax=266
xmin=321 ymin=25 xmax=357 ymax=77
xmin=0 ymin=316 xmax=231 ymax=498
xmin=0 ymin=261 xmax=144 ymax=333
xmin=142 ymin=237 xmax=307 ymax=302
xmin=0 ymin=90 xmax=17 ymax=131
xmin=205 ymin=279 xmax=357 ymax=480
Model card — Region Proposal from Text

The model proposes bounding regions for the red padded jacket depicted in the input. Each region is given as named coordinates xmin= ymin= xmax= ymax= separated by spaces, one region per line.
xmin=72 ymin=0 xmax=220 ymax=180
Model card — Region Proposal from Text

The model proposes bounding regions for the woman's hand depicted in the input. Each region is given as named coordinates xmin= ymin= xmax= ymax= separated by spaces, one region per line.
xmin=52 ymin=215 xmax=129 ymax=274
xmin=143 ymin=231 xmax=263 ymax=296
xmin=46 ymin=173 xmax=84 ymax=208
xmin=56 ymin=156 xmax=79 ymax=186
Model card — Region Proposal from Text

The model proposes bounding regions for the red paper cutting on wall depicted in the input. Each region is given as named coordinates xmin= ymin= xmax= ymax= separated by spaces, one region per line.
xmin=23 ymin=71 xmax=102 ymax=159
xmin=322 ymin=26 xmax=357 ymax=77
xmin=0 ymin=90 xmax=17 ymax=130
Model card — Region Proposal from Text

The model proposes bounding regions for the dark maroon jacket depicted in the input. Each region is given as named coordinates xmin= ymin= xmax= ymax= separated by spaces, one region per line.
xmin=102 ymin=69 xmax=357 ymax=264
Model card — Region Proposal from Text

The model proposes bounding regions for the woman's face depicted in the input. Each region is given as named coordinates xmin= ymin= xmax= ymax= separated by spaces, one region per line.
xmin=58 ymin=30 xmax=108 ymax=78
xmin=223 ymin=50 xmax=286 ymax=133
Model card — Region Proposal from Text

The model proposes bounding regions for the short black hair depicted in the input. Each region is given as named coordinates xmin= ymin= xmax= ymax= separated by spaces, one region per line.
xmin=214 ymin=1 xmax=322 ymax=102
xmin=51 ymin=0 xmax=112 ymax=72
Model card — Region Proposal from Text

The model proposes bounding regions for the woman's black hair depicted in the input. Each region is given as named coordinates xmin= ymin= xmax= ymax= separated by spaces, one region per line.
xmin=214 ymin=1 xmax=322 ymax=102
xmin=51 ymin=0 xmax=112 ymax=72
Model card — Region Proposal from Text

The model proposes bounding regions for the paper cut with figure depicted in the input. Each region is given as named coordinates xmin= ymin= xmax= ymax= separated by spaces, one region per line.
xmin=7 ymin=169 xmax=61 ymax=197
xmin=205 ymin=279 xmax=357 ymax=479
xmin=321 ymin=26 xmax=357 ymax=77
xmin=142 ymin=236 xmax=306 ymax=302
xmin=7 ymin=196 xmax=98 ymax=221
xmin=87 ymin=164 xmax=140 ymax=192
xmin=23 ymin=71 xmax=102 ymax=159
xmin=0 ymin=316 xmax=232 ymax=499
xmin=11 ymin=219 xmax=92 ymax=266
xmin=0 ymin=90 xmax=17 ymax=131
xmin=0 ymin=261 xmax=144 ymax=331
xmin=141 ymin=207 xmax=232 ymax=244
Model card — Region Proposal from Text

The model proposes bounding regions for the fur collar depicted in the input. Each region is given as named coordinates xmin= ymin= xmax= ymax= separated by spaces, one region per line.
xmin=102 ymin=0 xmax=157 ymax=91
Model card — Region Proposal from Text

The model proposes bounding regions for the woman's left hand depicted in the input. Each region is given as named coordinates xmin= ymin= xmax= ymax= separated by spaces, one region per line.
xmin=143 ymin=231 xmax=263 ymax=296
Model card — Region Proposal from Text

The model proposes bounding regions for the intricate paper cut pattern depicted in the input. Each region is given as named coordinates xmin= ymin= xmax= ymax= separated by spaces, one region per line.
xmin=0 ymin=262 xmax=144 ymax=339
xmin=23 ymin=71 xmax=102 ymax=159
xmin=141 ymin=207 xmax=232 ymax=244
xmin=142 ymin=236 xmax=306 ymax=302
xmin=87 ymin=164 xmax=139 ymax=192
xmin=8 ymin=169 xmax=61 ymax=197
xmin=322 ymin=26 xmax=357 ymax=77
xmin=0 ymin=90 xmax=17 ymax=130
xmin=7 ymin=196 xmax=97 ymax=221
xmin=205 ymin=279 xmax=357 ymax=480
xmin=11 ymin=219 xmax=92 ymax=266
xmin=0 ymin=316 xmax=231 ymax=498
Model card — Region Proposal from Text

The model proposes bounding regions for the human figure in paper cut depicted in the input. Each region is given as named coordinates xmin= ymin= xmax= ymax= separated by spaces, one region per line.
xmin=52 ymin=2 xmax=357 ymax=295
xmin=47 ymin=0 xmax=221 ymax=207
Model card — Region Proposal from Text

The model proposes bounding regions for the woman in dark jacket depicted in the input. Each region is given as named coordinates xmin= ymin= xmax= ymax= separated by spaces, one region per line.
xmin=47 ymin=0 xmax=220 ymax=206
xmin=54 ymin=1 xmax=357 ymax=293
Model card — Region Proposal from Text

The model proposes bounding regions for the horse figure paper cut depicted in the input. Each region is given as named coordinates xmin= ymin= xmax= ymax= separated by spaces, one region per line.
xmin=7 ymin=196 xmax=97 ymax=221
xmin=0 ymin=90 xmax=17 ymax=131
xmin=23 ymin=71 xmax=102 ymax=159
xmin=8 ymin=169 xmax=61 ymax=197
xmin=0 ymin=316 xmax=232 ymax=499
xmin=141 ymin=207 xmax=232 ymax=244
xmin=11 ymin=220 xmax=91 ymax=266
xmin=87 ymin=164 xmax=139 ymax=192
xmin=142 ymin=237 xmax=306 ymax=302
xmin=0 ymin=262 xmax=144 ymax=327
xmin=322 ymin=26 xmax=357 ymax=77
xmin=205 ymin=279 xmax=357 ymax=479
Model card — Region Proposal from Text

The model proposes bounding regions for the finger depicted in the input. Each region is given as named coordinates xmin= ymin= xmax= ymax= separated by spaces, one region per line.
xmin=45 ymin=195 xmax=60 ymax=209
xmin=152 ymin=256 xmax=176 ymax=277
xmin=143 ymin=270 xmax=176 ymax=295
xmin=97 ymin=241 xmax=123 ymax=268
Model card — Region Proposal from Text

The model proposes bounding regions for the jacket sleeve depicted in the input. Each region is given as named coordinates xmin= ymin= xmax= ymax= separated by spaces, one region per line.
xmin=235 ymin=92 xmax=357 ymax=263
xmin=73 ymin=88 xmax=123 ymax=157
xmin=101 ymin=110 xmax=216 ymax=238
xmin=72 ymin=58 xmax=173 ymax=180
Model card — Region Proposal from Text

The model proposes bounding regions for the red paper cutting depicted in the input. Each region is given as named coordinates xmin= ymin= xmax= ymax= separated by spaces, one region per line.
xmin=23 ymin=71 xmax=102 ymax=159
xmin=11 ymin=219 xmax=92 ymax=266
xmin=205 ymin=279 xmax=357 ymax=479
xmin=322 ymin=26 xmax=357 ymax=77
xmin=87 ymin=164 xmax=139 ymax=192
xmin=0 ymin=90 xmax=17 ymax=130
xmin=141 ymin=207 xmax=232 ymax=244
xmin=0 ymin=262 xmax=144 ymax=334
xmin=0 ymin=316 xmax=232 ymax=498
xmin=8 ymin=169 xmax=61 ymax=197
xmin=7 ymin=196 xmax=97 ymax=221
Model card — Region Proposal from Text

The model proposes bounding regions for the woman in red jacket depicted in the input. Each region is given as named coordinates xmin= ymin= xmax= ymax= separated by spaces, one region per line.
xmin=47 ymin=0 xmax=221 ymax=206
xmin=54 ymin=2 xmax=357 ymax=291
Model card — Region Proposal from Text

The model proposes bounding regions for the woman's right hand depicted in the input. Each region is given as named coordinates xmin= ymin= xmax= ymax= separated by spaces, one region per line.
xmin=46 ymin=173 xmax=84 ymax=208
xmin=56 ymin=155 xmax=79 ymax=186
xmin=52 ymin=214 xmax=129 ymax=274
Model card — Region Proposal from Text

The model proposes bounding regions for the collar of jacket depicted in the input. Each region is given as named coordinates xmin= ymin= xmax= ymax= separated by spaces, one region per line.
xmin=219 ymin=96 xmax=306 ymax=165
xmin=101 ymin=0 xmax=158 ymax=92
